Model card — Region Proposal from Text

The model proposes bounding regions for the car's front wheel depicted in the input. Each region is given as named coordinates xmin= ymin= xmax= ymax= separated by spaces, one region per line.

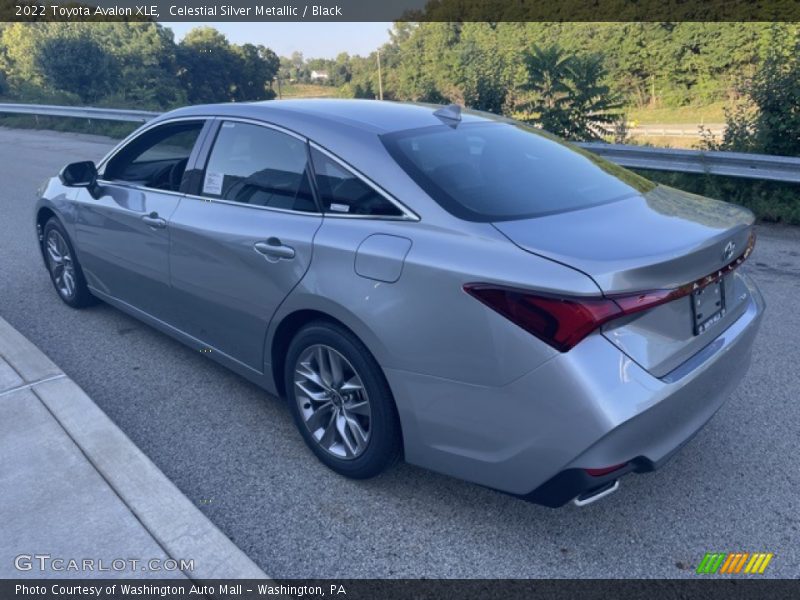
xmin=285 ymin=321 xmax=402 ymax=479
xmin=43 ymin=217 xmax=95 ymax=308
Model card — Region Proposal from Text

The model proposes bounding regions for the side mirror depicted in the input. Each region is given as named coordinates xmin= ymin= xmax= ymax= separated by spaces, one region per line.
xmin=59 ymin=161 xmax=97 ymax=188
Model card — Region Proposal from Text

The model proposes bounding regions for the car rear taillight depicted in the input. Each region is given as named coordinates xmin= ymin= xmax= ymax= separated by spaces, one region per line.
xmin=464 ymin=283 xmax=717 ymax=352
xmin=463 ymin=285 xmax=622 ymax=352
xmin=464 ymin=231 xmax=756 ymax=352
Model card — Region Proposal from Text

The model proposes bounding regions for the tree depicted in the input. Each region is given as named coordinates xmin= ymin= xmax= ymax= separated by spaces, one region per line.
xmin=519 ymin=44 xmax=574 ymax=134
xmin=93 ymin=23 xmax=186 ymax=109
xmin=331 ymin=52 xmax=352 ymax=87
xmin=0 ymin=22 xmax=187 ymax=108
xmin=561 ymin=54 xmax=624 ymax=140
xmin=176 ymin=27 xmax=278 ymax=104
xmin=450 ymin=22 xmax=513 ymax=113
xmin=517 ymin=45 xmax=623 ymax=140
xmin=389 ymin=22 xmax=460 ymax=104
xmin=177 ymin=27 xmax=238 ymax=104
xmin=367 ymin=22 xmax=792 ymax=113
xmin=232 ymin=43 xmax=278 ymax=101
xmin=289 ymin=51 xmax=304 ymax=72
xmin=750 ymin=38 xmax=800 ymax=156
xmin=35 ymin=35 xmax=118 ymax=103
xmin=714 ymin=25 xmax=800 ymax=156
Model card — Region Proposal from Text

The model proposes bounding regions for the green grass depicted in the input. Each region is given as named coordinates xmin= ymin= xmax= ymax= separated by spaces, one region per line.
xmin=276 ymin=83 xmax=338 ymax=99
xmin=626 ymin=101 xmax=727 ymax=125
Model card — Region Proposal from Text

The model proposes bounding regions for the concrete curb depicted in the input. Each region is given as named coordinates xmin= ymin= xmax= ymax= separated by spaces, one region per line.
xmin=0 ymin=316 xmax=269 ymax=581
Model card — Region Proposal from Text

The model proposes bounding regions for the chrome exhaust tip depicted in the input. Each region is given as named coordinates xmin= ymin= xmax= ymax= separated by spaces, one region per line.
xmin=573 ymin=479 xmax=619 ymax=507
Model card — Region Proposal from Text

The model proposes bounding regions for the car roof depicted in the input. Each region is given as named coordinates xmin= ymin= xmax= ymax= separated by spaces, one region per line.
xmin=162 ymin=99 xmax=502 ymax=136
xmin=150 ymin=100 xmax=510 ymax=223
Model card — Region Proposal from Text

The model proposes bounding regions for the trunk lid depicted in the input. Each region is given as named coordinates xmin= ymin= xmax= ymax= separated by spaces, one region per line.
xmin=493 ymin=185 xmax=756 ymax=378
xmin=492 ymin=185 xmax=754 ymax=295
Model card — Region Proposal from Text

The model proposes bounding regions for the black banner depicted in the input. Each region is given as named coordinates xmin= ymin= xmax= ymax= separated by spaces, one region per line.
xmin=2 ymin=0 xmax=800 ymax=22
xmin=3 ymin=579 xmax=800 ymax=600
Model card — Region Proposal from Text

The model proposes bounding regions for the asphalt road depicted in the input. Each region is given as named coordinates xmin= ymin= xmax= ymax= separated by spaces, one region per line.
xmin=1 ymin=127 xmax=798 ymax=578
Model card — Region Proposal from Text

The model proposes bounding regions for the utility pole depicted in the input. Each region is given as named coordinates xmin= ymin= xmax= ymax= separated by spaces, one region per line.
xmin=277 ymin=75 xmax=282 ymax=100
xmin=376 ymin=50 xmax=384 ymax=101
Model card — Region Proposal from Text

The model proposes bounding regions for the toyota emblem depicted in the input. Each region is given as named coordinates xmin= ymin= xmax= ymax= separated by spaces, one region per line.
xmin=722 ymin=241 xmax=736 ymax=262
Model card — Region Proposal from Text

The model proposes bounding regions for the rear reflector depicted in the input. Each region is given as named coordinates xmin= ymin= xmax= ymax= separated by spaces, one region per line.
xmin=584 ymin=463 xmax=628 ymax=477
xmin=464 ymin=231 xmax=755 ymax=352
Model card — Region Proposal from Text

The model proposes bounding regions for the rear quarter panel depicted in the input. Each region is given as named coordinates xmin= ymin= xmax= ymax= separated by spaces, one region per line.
xmin=269 ymin=217 xmax=601 ymax=388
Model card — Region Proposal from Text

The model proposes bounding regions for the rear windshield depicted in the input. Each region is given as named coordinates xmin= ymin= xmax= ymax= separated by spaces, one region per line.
xmin=381 ymin=122 xmax=652 ymax=222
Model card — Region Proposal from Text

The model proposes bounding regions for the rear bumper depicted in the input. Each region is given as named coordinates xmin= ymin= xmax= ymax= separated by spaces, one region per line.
xmin=522 ymin=437 xmax=696 ymax=508
xmin=386 ymin=273 xmax=765 ymax=504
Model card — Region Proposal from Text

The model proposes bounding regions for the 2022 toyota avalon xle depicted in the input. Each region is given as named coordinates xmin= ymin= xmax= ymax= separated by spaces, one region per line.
xmin=35 ymin=99 xmax=764 ymax=507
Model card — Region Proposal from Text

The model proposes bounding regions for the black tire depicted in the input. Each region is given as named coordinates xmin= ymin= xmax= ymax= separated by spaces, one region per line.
xmin=284 ymin=320 xmax=403 ymax=479
xmin=42 ymin=217 xmax=96 ymax=309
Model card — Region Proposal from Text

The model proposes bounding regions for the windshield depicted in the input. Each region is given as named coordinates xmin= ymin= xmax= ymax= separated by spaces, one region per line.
xmin=381 ymin=122 xmax=654 ymax=222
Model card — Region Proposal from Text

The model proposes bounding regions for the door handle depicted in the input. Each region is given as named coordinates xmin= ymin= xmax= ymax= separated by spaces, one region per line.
xmin=254 ymin=238 xmax=295 ymax=260
xmin=142 ymin=212 xmax=167 ymax=229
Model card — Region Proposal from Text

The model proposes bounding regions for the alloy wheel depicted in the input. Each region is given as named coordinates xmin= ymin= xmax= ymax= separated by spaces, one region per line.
xmin=294 ymin=344 xmax=372 ymax=459
xmin=46 ymin=229 xmax=77 ymax=300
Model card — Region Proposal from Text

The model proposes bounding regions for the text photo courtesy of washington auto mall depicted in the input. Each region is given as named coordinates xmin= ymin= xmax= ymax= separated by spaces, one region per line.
xmin=0 ymin=1 xmax=799 ymax=599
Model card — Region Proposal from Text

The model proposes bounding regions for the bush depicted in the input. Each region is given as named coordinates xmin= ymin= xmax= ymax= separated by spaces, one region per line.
xmin=1 ymin=80 xmax=82 ymax=106
xmin=704 ymin=25 xmax=800 ymax=157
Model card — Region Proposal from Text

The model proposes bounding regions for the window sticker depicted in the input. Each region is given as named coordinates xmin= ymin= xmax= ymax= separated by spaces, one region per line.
xmin=203 ymin=171 xmax=224 ymax=196
xmin=329 ymin=203 xmax=350 ymax=213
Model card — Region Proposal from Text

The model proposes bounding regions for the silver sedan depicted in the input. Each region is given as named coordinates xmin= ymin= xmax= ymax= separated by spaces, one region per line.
xmin=35 ymin=100 xmax=764 ymax=506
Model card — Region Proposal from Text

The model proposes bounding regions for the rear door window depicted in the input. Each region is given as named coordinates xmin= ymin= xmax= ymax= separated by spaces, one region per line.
xmin=200 ymin=121 xmax=316 ymax=213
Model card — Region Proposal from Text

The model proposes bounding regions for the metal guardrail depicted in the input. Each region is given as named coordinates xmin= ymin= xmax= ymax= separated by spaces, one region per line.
xmin=0 ymin=103 xmax=158 ymax=123
xmin=576 ymin=142 xmax=800 ymax=184
xmin=627 ymin=124 xmax=725 ymax=139
xmin=1 ymin=103 xmax=799 ymax=183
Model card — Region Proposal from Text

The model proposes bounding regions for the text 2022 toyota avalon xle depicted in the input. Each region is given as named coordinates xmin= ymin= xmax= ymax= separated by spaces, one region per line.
xmin=35 ymin=100 xmax=764 ymax=506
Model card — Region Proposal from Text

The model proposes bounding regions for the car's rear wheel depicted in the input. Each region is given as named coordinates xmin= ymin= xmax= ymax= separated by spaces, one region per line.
xmin=285 ymin=321 xmax=402 ymax=479
xmin=43 ymin=218 xmax=95 ymax=308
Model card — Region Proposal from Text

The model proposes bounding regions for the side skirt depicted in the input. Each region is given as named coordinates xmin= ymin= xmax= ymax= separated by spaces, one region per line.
xmin=88 ymin=287 xmax=279 ymax=396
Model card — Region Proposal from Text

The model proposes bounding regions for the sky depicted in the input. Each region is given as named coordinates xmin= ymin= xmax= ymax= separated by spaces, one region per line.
xmin=162 ymin=22 xmax=394 ymax=59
